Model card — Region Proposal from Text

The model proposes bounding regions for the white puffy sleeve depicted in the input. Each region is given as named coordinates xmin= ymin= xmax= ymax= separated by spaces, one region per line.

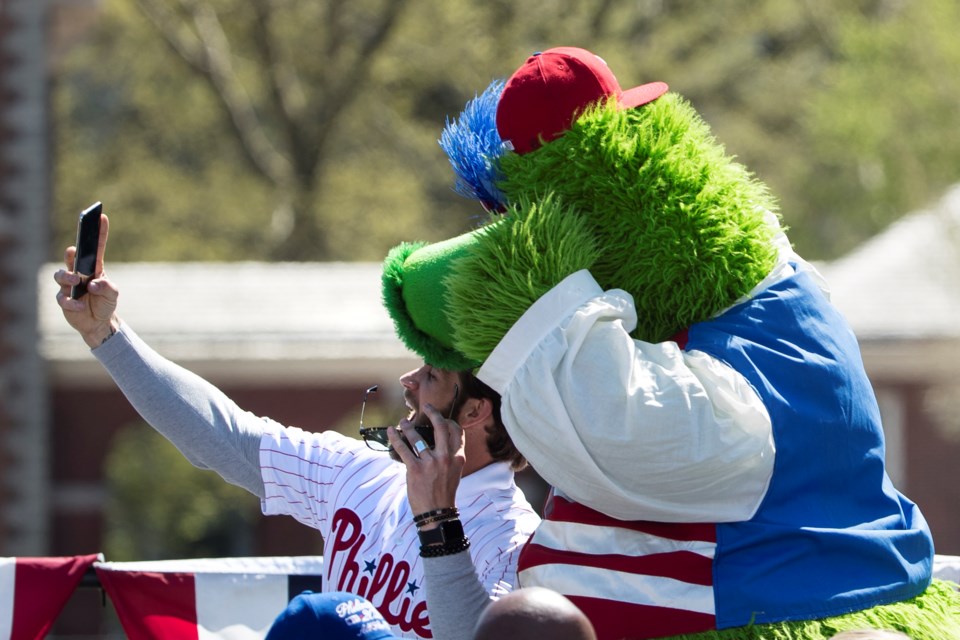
xmin=478 ymin=270 xmax=775 ymax=523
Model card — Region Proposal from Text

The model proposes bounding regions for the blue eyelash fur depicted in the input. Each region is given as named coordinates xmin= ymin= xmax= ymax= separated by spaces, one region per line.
xmin=438 ymin=79 xmax=508 ymax=212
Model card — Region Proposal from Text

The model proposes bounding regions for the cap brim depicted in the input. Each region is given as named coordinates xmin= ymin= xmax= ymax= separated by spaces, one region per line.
xmin=619 ymin=81 xmax=669 ymax=109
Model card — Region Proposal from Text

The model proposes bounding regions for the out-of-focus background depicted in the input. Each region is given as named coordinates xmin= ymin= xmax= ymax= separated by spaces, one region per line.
xmin=2 ymin=0 xmax=959 ymax=636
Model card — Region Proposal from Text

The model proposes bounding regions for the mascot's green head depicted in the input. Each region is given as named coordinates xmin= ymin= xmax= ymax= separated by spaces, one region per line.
xmin=382 ymin=47 xmax=780 ymax=369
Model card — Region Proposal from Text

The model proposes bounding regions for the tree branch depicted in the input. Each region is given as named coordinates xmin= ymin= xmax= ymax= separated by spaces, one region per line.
xmin=136 ymin=0 xmax=293 ymax=187
xmin=134 ymin=0 xmax=205 ymax=66
xmin=310 ymin=0 xmax=411 ymax=169
xmin=249 ymin=0 xmax=312 ymax=179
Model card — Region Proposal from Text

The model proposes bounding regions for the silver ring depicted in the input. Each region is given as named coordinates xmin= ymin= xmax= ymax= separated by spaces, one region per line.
xmin=413 ymin=440 xmax=429 ymax=455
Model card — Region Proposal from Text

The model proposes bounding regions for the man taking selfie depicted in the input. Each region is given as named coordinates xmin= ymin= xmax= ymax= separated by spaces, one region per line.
xmin=54 ymin=214 xmax=539 ymax=640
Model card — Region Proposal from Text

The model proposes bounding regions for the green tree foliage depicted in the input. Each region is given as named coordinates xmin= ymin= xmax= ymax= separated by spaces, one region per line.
xmin=54 ymin=0 xmax=960 ymax=262
xmin=803 ymin=0 xmax=960 ymax=255
xmin=54 ymin=0 xmax=459 ymax=262
xmin=103 ymin=421 xmax=260 ymax=560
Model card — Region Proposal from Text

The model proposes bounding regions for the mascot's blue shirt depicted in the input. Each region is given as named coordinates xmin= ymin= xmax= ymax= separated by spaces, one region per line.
xmin=687 ymin=267 xmax=933 ymax=627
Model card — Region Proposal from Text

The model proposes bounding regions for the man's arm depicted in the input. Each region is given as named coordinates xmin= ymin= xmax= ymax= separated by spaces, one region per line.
xmin=422 ymin=536 xmax=533 ymax=640
xmin=386 ymin=404 xmax=485 ymax=640
xmin=54 ymin=219 xmax=267 ymax=497
xmin=389 ymin=401 xmax=535 ymax=640
xmin=93 ymin=322 xmax=268 ymax=497
xmin=422 ymin=554 xmax=493 ymax=640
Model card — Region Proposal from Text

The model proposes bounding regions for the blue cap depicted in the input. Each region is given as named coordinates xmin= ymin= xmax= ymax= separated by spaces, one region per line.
xmin=266 ymin=591 xmax=401 ymax=640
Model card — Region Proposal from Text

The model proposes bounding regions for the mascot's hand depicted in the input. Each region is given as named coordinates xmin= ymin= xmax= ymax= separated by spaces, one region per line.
xmin=381 ymin=194 xmax=598 ymax=370
xmin=446 ymin=194 xmax=598 ymax=364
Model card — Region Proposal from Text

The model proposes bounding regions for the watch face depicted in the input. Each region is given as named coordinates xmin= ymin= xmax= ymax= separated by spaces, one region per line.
xmin=441 ymin=518 xmax=465 ymax=539
xmin=418 ymin=526 xmax=444 ymax=546
xmin=418 ymin=518 xmax=465 ymax=546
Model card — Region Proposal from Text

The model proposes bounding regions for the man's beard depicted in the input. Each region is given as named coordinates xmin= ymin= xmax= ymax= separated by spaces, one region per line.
xmin=387 ymin=410 xmax=432 ymax=463
xmin=386 ymin=393 xmax=458 ymax=462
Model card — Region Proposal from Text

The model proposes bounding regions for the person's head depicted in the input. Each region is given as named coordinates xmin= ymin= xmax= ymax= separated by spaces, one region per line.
xmin=473 ymin=587 xmax=596 ymax=640
xmin=399 ymin=365 xmax=526 ymax=471
xmin=828 ymin=630 xmax=911 ymax=639
xmin=265 ymin=591 xmax=399 ymax=640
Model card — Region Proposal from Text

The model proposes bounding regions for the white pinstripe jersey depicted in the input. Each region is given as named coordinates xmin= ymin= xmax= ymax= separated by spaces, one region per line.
xmin=259 ymin=427 xmax=539 ymax=639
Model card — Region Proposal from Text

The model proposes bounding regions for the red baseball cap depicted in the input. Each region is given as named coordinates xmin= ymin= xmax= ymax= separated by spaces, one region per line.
xmin=496 ymin=47 xmax=668 ymax=155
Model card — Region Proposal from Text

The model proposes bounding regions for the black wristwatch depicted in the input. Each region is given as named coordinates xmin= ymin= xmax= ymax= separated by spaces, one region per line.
xmin=417 ymin=517 xmax=465 ymax=547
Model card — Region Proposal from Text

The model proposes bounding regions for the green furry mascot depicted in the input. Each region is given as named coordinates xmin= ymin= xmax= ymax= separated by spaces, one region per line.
xmin=382 ymin=47 xmax=960 ymax=639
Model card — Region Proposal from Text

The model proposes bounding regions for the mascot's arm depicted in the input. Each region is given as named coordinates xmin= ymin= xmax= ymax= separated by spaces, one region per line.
xmin=477 ymin=270 xmax=776 ymax=523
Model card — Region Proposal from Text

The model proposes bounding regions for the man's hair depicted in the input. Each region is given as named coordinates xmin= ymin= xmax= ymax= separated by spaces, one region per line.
xmin=457 ymin=371 xmax=527 ymax=471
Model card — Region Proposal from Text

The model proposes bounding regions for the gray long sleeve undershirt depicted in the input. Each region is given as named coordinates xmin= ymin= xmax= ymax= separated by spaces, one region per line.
xmin=93 ymin=323 xmax=273 ymax=498
xmin=421 ymin=553 xmax=495 ymax=640
xmin=91 ymin=323 xmax=495 ymax=640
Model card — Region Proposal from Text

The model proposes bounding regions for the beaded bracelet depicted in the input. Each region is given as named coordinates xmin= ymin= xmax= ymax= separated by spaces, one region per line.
xmin=419 ymin=537 xmax=470 ymax=558
xmin=412 ymin=507 xmax=458 ymax=525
